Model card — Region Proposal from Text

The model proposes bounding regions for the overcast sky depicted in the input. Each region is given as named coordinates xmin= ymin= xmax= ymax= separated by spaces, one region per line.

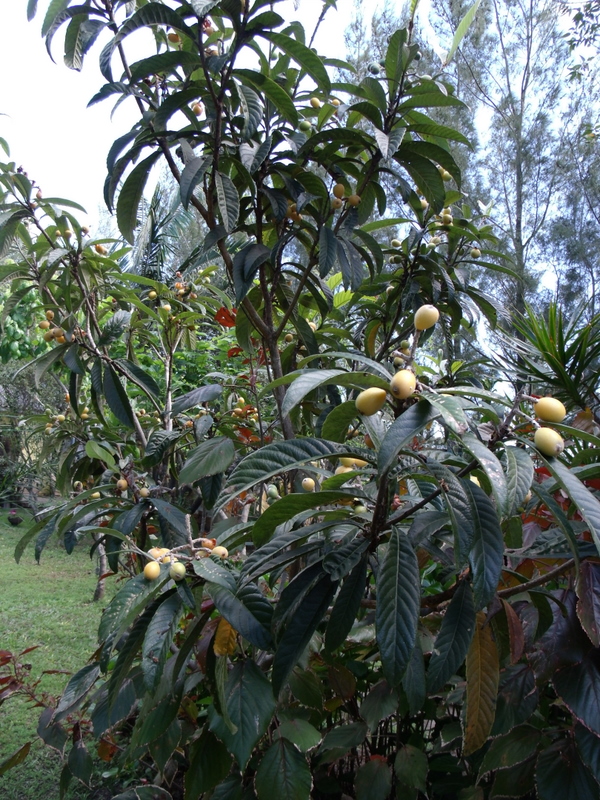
xmin=0 ymin=1 xmax=430 ymax=227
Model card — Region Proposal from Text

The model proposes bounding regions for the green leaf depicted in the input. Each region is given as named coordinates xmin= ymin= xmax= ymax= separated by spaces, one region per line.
xmin=206 ymin=582 xmax=273 ymax=649
xmin=142 ymin=593 xmax=183 ymax=691
xmin=272 ymin=573 xmax=338 ymax=695
xmin=536 ymin=739 xmax=600 ymax=800
xmin=234 ymin=69 xmax=298 ymax=126
xmin=180 ymin=156 xmax=211 ymax=210
xmin=274 ymin=720 xmax=322 ymax=752
xmin=394 ymin=745 xmax=428 ymax=792
xmin=180 ymin=437 xmax=235 ymax=484
xmin=215 ymin=171 xmax=239 ymax=233
xmin=321 ymin=401 xmax=358 ymax=443
xmin=27 ymin=0 xmax=38 ymax=22
xmin=359 ymin=680 xmax=399 ymax=732
xmin=117 ymin=151 xmax=161 ymax=243
xmin=427 ymin=580 xmax=476 ymax=692
xmin=553 ymin=653 xmax=600 ymax=736
xmin=318 ymin=721 xmax=368 ymax=762
xmin=502 ymin=444 xmax=534 ymax=516
xmin=576 ymin=562 xmax=600 ymax=647
xmin=41 ymin=0 xmax=70 ymax=37
xmin=378 ymin=401 xmax=435 ymax=474
xmin=255 ymin=738 xmax=311 ymax=800
xmin=319 ymin=226 xmax=338 ymax=278
xmin=394 ymin=149 xmax=445 ymax=211
xmin=466 ymin=482 xmax=503 ymax=609
xmin=537 ymin=454 xmax=600 ymax=556
xmin=52 ymin=664 xmax=100 ymax=723
xmin=233 ymin=242 xmax=271 ymax=304
xmin=85 ymin=440 xmax=116 ymax=468
xmin=208 ymin=660 xmax=275 ymax=769
xmin=281 ymin=369 xmax=387 ymax=417
xmin=0 ymin=210 xmax=29 ymax=259
xmin=422 ymin=391 xmax=469 ymax=435
xmin=171 ymin=384 xmax=222 ymax=415
xmin=193 ymin=557 xmax=237 ymax=592
xmin=260 ymin=31 xmax=330 ymax=92
xmin=98 ymin=570 xmax=167 ymax=645
xmin=252 ymin=491 xmax=357 ymax=547
xmin=115 ymin=359 xmax=160 ymax=398
xmin=67 ymin=740 xmax=93 ymax=787
xmin=355 ymin=759 xmax=392 ymax=800
xmin=238 ymin=83 xmax=263 ymax=139
xmin=325 ymin=555 xmax=368 ymax=653
xmin=444 ymin=0 xmax=483 ymax=65
xmin=478 ymin=725 xmax=541 ymax=779
xmin=464 ymin=611 xmax=499 ymax=756
xmin=103 ymin=365 xmax=135 ymax=428
xmin=223 ymin=438 xmax=343 ymax=499
xmin=0 ymin=743 xmax=31 ymax=776
xmin=142 ymin=430 xmax=181 ymax=469
xmin=460 ymin=432 xmax=508 ymax=516
xmin=185 ymin=727 xmax=232 ymax=798
xmin=575 ymin=724 xmax=600 ymax=785
xmin=376 ymin=530 xmax=420 ymax=686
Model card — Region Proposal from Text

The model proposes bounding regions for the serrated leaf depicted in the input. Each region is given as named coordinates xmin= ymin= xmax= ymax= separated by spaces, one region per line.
xmin=272 ymin=573 xmax=338 ymax=695
xmin=0 ymin=743 xmax=31 ymax=776
xmin=171 ymin=384 xmax=222 ymax=415
xmin=238 ymin=83 xmax=263 ymax=139
xmin=206 ymin=582 xmax=272 ymax=649
xmin=142 ymin=593 xmax=183 ymax=691
xmin=394 ymin=148 xmax=446 ymax=211
xmin=553 ymin=652 xmax=600 ymax=736
xmin=223 ymin=438 xmax=343 ymax=499
xmin=466 ymin=482 xmax=504 ymax=609
xmin=185 ymin=727 xmax=232 ymax=798
xmin=180 ymin=437 xmax=235 ymax=484
xmin=460 ymin=432 xmax=508 ymax=515
xmin=478 ymin=725 xmax=541 ymax=779
xmin=274 ymin=720 xmax=322 ymax=752
xmin=98 ymin=570 xmax=167 ymax=644
xmin=142 ymin=430 xmax=181 ymax=468
xmin=359 ymin=680 xmax=398 ymax=732
xmin=98 ymin=310 xmax=131 ymax=346
xmin=260 ymin=31 xmax=330 ymax=92
xmin=319 ymin=226 xmax=338 ymax=278
xmin=576 ymin=562 xmax=600 ymax=647
xmin=208 ymin=660 xmax=275 ymax=769
xmin=321 ymin=401 xmax=358 ymax=443
xmin=428 ymin=580 xmax=475 ymax=692
xmin=117 ymin=151 xmax=161 ymax=244
xmin=180 ymin=156 xmax=211 ymax=210
xmin=355 ymin=758 xmax=392 ymax=800
xmin=575 ymin=724 xmax=600 ymax=785
xmin=394 ymin=745 xmax=428 ymax=792
xmin=234 ymin=68 xmax=298 ymax=126
xmin=252 ymin=490 xmax=356 ymax=547
xmin=423 ymin=391 xmax=469 ymax=435
xmin=233 ymin=242 xmax=270 ymax=304
xmin=537 ymin=454 xmax=600 ymax=556
xmin=378 ymin=401 xmax=435 ymax=474
xmin=215 ymin=171 xmax=239 ymax=232
xmin=376 ymin=530 xmax=420 ymax=686
xmin=536 ymin=739 xmax=600 ymax=800
xmin=325 ymin=555 xmax=368 ymax=653
xmin=502 ymin=444 xmax=534 ymax=516
xmin=464 ymin=611 xmax=499 ymax=756
xmin=52 ymin=663 xmax=100 ymax=723
xmin=255 ymin=738 xmax=311 ymax=800
xmin=103 ymin=365 xmax=135 ymax=428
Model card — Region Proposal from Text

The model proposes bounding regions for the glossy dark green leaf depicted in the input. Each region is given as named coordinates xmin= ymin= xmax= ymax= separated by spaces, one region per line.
xmin=576 ymin=561 xmax=600 ymax=647
xmin=274 ymin=720 xmax=322 ymax=752
xmin=180 ymin=155 xmax=211 ymax=210
xmin=359 ymin=680 xmax=398 ymax=732
xmin=466 ymin=482 xmax=504 ymax=609
xmin=115 ymin=359 xmax=160 ymax=398
xmin=234 ymin=69 xmax=298 ymax=126
xmin=319 ymin=226 xmax=338 ymax=278
xmin=536 ymin=739 xmax=600 ymax=800
xmin=553 ymin=653 xmax=600 ymax=736
xmin=255 ymin=738 xmax=311 ymax=800
xmin=41 ymin=0 xmax=70 ymax=37
xmin=67 ymin=740 xmax=93 ymax=787
xmin=251 ymin=490 xmax=356 ymax=546
xmin=91 ymin=677 xmax=136 ymax=738
xmin=321 ymin=401 xmax=359 ymax=443
xmin=0 ymin=209 xmax=29 ymax=259
xmin=215 ymin=171 xmax=239 ymax=232
xmin=52 ymin=663 xmax=100 ymax=723
xmin=142 ymin=593 xmax=183 ymax=691
xmin=208 ymin=660 xmax=275 ymax=769
xmin=117 ymin=151 xmax=161 ymax=244
xmin=325 ymin=555 xmax=368 ymax=653
xmin=171 ymin=383 xmax=222 ymax=415
xmin=260 ymin=31 xmax=330 ymax=92
xmin=233 ymin=242 xmax=271 ymax=303
xmin=355 ymin=760 xmax=392 ymax=800
xmin=142 ymin=430 xmax=181 ymax=468
xmin=478 ymin=725 xmax=541 ymax=779
xmin=185 ymin=727 xmax=232 ymax=798
xmin=395 ymin=745 xmax=428 ymax=792
xmin=272 ymin=573 xmax=338 ymax=695
xmin=428 ymin=580 xmax=476 ymax=692
xmin=0 ymin=743 xmax=31 ymax=776
xmin=394 ymin=148 xmax=445 ymax=212
xmin=180 ymin=437 xmax=235 ymax=484
xmin=103 ymin=364 xmax=135 ymax=428
xmin=502 ymin=444 xmax=534 ymax=516
xmin=98 ymin=570 xmax=167 ymax=645
xmin=206 ymin=582 xmax=273 ymax=649
xmin=575 ymin=724 xmax=600 ymax=784
xmin=402 ymin=642 xmax=426 ymax=715
xmin=378 ymin=400 xmax=434 ymax=474
xmin=376 ymin=530 xmax=420 ymax=686
xmin=317 ymin=721 xmax=368 ymax=762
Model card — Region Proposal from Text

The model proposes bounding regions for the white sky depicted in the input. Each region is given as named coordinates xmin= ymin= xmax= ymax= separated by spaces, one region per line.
xmin=0 ymin=1 xmax=438 ymax=227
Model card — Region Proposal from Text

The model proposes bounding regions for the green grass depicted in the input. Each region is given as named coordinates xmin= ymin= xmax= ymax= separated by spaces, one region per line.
xmin=0 ymin=512 xmax=116 ymax=799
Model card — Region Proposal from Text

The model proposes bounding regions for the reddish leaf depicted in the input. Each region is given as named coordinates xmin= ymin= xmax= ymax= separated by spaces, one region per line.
xmin=464 ymin=612 xmax=500 ymax=755
xmin=215 ymin=307 xmax=237 ymax=327
xmin=19 ymin=646 xmax=40 ymax=656
xmin=228 ymin=346 xmax=243 ymax=357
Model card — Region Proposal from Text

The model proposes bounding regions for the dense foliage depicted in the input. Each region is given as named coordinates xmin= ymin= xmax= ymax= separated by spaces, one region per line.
xmin=2 ymin=1 xmax=600 ymax=798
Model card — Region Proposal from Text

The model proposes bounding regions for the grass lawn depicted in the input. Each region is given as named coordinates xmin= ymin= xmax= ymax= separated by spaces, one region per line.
xmin=0 ymin=511 xmax=118 ymax=799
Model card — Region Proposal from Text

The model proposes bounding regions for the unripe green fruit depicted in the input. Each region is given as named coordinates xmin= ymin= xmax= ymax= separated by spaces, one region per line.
xmin=169 ymin=562 xmax=187 ymax=581
xmin=148 ymin=290 xmax=157 ymax=299
xmin=390 ymin=369 xmax=416 ymax=399
xmin=355 ymin=387 xmax=387 ymax=416
xmin=267 ymin=485 xmax=279 ymax=499
xmin=534 ymin=427 xmax=564 ymax=457
xmin=535 ymin=397 xmax=567 ymax=423
xmin=369 ymin=63 xmax=380 ymax=74
xmin=299 ymin=120 xmax=312 ymax=132
xmin=400 ymin=340 xmax=411 ymax=350
xmin=353 ymin=504 xmax=367 ymax=514
xmin=470 ymin=247 xmax=481 ymax=258
xmin=414 ymin=304 xmax=440 ymax=331
xmin=386 ymin=285 xmax=394 ymax=295
xmin=302 ymin=477 xmax=315 ymax=491
xmin=393 ymin=356 xmax=403 ymax=367
xmin=391 ymin=239 xmax=401 ymax=248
